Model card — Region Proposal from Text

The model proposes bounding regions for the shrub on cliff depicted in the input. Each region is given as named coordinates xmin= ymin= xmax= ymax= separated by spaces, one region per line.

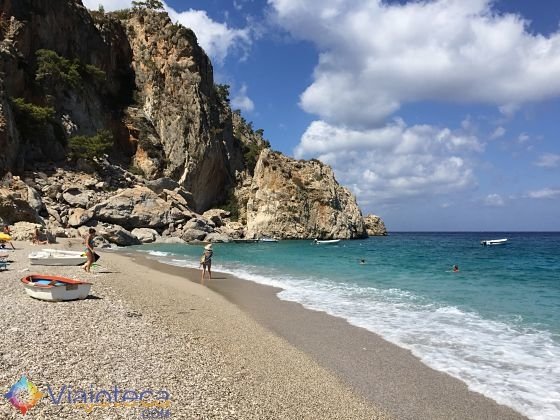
xmin=35 ymin=49 xmax=106 ymax=91
xmin=10 ymin=98 xmax=57 ymax=141
xmin=68 ymin=130 xmax=113 ymax=161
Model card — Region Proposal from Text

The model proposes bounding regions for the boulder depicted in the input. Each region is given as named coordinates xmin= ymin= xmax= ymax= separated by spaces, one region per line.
xmin=62 ymin=189 xmax=91 ymax=208
xmin=46 ymin=207 xmax=62 ymax=223
xmin=131 ymin=228 xmax=160 ymax=243
xmin=204 ymin=232 xmax=231 ymax=243
xmin=180 ymin=228 xmax=207 ymax=242
xmin=156 ymin=236 xmax=185 ymax=244
xmin=10 ymin=222 xmax=43 ymax=241
xmin=92 ymin=186 xmax=186 ymax=230
xmin=68 ymin=208 xmax=93 ymax=228
xmin=184 ymin=218 xmax=213 ymax=233
xmin=218 ymin=221 xmax=245 ymax=239
xmin=363 ymin=214 xmax=388 ymax=236
xmin=27 ymin=186 xmax=44 ymax=213
xmin=97 ymin=224 xmax=141 ymax=246
xmin=0 ymin=185 xmax=42 ymax=224
xmin=202 ymin=209 xmax=230 ymax=227
xmin=145 ymin=177 xmax=179 ymax=194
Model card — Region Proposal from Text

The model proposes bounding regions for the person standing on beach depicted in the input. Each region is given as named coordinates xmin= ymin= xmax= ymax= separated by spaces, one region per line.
xmin=83 ymin=228 xmax=96 ymax=273
xmin=200 ymin=244 xmax=213 ymax=284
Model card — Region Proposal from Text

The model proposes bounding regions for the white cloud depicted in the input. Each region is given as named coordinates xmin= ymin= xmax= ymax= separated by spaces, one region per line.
xmin=483 ymin=193 xmax=505 ymax=207
xmin=527 ymin=188 xmax=560 ymax=199
xmin=231 ymin=84 xmax=255 ymax=112
xmin=294 ymin=119 xmax=481 ymax=204
xmin=490 ymin=126 xmax=506 ymax=140
xmin=269 ymin=0 xmax=560 ymax=127
xmin=167 ymin=9 xmax=252 ymax=64
xmin=518 ymin=133 xmax=530 ymax=144
xmin=535 ymin=153 xmax=560 ymax=168
xmin=82 ymin=0 xmax=132 ymax=11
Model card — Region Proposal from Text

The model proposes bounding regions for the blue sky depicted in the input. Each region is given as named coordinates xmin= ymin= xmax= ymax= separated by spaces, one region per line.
xmin=84 ymin=0 xmax=560 ymax=231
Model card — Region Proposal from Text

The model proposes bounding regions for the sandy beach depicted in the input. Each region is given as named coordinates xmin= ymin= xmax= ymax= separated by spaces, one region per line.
xmin=0 ymin=240 xmax=525 ymax=419
xmin=0 ymin=241 xmax=386 ymax=419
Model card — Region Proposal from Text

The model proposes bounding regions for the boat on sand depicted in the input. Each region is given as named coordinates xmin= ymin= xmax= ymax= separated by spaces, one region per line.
xmin=28 ymin=249 xmax=87 ymax=266
xmin=21 ymin=274 xmax=92 ymax=301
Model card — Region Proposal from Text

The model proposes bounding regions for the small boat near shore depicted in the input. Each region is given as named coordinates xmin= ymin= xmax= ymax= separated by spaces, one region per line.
xmin=28 ymin=249 xmax=87 ymax=266
xmin=233 ymin=239 xmax=259 ymax=243
xmin=21 ymin=274 xmax=92 ymax=301
xmin=480 ymin=238 xmax=508 ymax=246
xmin=259 ymin=237 xmax=279 ymax=243
xmin=314 ymin=239 xmax=341 ymax=245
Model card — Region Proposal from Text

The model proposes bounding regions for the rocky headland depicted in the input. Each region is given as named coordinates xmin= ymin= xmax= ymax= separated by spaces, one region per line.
xmin=0 ymin=0 xmax=386 ymax=245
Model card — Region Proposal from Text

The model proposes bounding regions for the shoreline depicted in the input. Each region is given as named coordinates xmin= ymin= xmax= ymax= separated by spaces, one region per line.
xmin=1 ymin=240 xmax=387 ymax=419
xmin=131 ymin=249 xmax=526 ymax=420
xmin=0 ymin=241 xmax=526 ymax=419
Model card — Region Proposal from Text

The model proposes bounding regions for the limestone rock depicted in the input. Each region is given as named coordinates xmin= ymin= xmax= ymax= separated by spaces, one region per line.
xmin=145 ymin=177 xmax=179 ymax=194
xmin=62 ymin=189 xmax=91 ymax=208
xmin=131 ymin=227 xmax=160 ymax=243
xmin=10 ymin=221 xmax=43 ymax=241
xmin=27 ymin=186 xmax=44 ymax=213
xmin=0 ymin=182 xmax=41 ymax=224
xmin=68 ymin=208 xmax=93 ymax=228
xmin=202 ymin=209 xmax=230 ymax=227
xmin=364 ymin=214 xmax=388 ymax=236
xmin=97 ymin=223 xmax=141 ymax=246
xmin=156 ymin=236 xmax=185 ymax=244
xmin=245 ymin=150 xmax=367 ymax=239
xmin=204 ymin=232 xmax=231 ymax=243
xmin=218 ymin=221 xmax=245 ymax=239
xmin=92 ymin=186 xmax=185 ymax=230
xmin=181 ymin=228 xmax=207 ymax=242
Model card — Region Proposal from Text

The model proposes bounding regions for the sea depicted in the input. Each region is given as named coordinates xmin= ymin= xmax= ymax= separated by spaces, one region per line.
xmin=130 ymin=232 xmax=560 ymax=420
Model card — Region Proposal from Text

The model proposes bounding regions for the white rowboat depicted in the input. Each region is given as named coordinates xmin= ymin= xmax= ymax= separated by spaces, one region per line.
xmin=21 ymin=274 xmax=92 ymax=302
xmin=28 ymin=249 xmax=87 ymax=266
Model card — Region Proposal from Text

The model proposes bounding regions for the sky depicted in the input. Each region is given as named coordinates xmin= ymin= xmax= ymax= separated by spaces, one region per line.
xmin=82 ymin=0 xmax=560 ymax=231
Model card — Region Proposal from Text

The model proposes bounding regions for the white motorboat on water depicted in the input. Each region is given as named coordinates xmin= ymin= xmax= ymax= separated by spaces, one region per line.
xmin=480 ymin=238 xmax=508 ymax=246
xmin=28 ymin=248 xmax=88 ymax=266
xmin=233 ymin=239 xmax=259 ymax=243
xmin=259 ymin=237 xmax=279 ymax=242
xmin=313 ymin=239 xmax=341 ymax=245
xmin=21 ymin=274 xmax=92 ymax=301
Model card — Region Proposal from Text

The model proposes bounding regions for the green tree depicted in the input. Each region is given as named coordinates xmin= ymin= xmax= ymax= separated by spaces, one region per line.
xmin=215 ymin=84 xmax=231 ymax=103
xmin=10 ymin=97 xmax=57 ymax=141
xmin=36 ymin=49 xmax=81 ymax=89
xmin=68 ymin=130 xmax=114 ymax=161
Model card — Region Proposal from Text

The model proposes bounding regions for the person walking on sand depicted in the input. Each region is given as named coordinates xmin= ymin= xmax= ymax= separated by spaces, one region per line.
xmin=200 ymin=243 xmax=213 ymax=284
xmin=83 ymin=228 xmax=96 ymax=273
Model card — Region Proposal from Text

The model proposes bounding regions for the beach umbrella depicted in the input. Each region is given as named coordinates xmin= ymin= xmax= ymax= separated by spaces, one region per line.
xmin=0 ymin=233 xmax=12 ymax=241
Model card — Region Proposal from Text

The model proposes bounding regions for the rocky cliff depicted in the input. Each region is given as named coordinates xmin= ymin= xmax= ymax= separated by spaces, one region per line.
xmin=0 ymin=0 xmax=385 ymax=243
xmin=245 ymin=150 xmax=366 ymax=239
xmin=363 ymin=214 xmax=388 ymax=236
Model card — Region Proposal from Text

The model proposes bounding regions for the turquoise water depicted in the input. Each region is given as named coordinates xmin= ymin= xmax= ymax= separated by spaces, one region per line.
xmin=132 ymin=232 xmax=560 ymax=420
